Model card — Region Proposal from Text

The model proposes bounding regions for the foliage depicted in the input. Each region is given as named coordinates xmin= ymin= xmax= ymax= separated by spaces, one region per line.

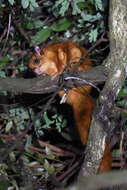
xmin=117 ymin=79 xmax=127 ymax=108
xmin=0 ymin=136 xmax=60 ymax=189
xmin=31 ymin=18 xmax=72 ymax=45
xmin=0 ymin=105 xmax=66 ymax=137
xmin=0 ymin=0 xmax=106 ymax=46
xmin=8 ymin=0 xmax=39 ymax=10
xmin=34 ymin=112 xmax=67 ymax=137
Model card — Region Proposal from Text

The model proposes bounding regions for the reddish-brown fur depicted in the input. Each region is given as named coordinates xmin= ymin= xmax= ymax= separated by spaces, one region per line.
xmin=29 ymin=41 xmax=112 ymax=172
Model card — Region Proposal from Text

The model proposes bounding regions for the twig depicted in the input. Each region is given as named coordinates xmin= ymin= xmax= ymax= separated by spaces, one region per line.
xmin=14 ymin=22 xmax=30 ymax=42
xmin=56 ymin=161 xmax=80 ymax=182
xmin=87 ymin=32 xmax=108 ymax=55
xmin=0 ymin=28 xmax=7 ymax=43
xmin=28 ymin=145 xmax=46 ymax=153
xmin=2 ymin=13 xmax=12 ymax=53
xmin=38 ymin=140 xmax=75 ymax=157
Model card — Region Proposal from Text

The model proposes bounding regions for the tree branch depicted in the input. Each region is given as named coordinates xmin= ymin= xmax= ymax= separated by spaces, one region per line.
xmin=56 ymin=170 xmax=127 ymax=190
xmin=0 ymin=66 xmax=108 ymax=94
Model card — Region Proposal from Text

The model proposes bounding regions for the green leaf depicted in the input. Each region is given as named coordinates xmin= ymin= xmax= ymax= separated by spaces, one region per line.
xmin=31 ymin=28 xmax=52 ymax=45
xmin=44 ymin=159 xmax=50 ymax=171
xmin=21 ymin=0 xmax=29 ymax=9
xmin=95 ymin=0 xmax=103 ymax=11
xmin=118 ymin=88 xmax=127 ymax=97
xmin=25 ymin=20 xmax=44 ymax=29
xmin=72 ymin=0 xmax=82 ymax=15
xmin=34 ymin=20 xmax=44 ymax=28
xmin=35 ymin=119 xmax=41 ymax=127
xmin=5 ymin=121 xmax=13 ymax=132
xmin=45 ymin=146 xmax=52 ymax=155
xmin=77 ymin=2 xmax=89 ymax=9
xmin=0 ymin=56 xmax=10 ymax=68
xmin=0 ymin=70 xmax=6 ymax=78
xmin=30 ymin=0 xmax=39 ymax=8
xmin=59 ymin=1 xmax=69 ymax=16
xmin=24 ymin=22 xmax=34 ymax=29
xmin=29 ymin=4 xmax=34 ymax=11
xmin=8 ymin=0 xmax=15 ymax=5
xmin=0 ymin=179 xmax=10 ymax=190
xmin=48 ymin=164 xmax=55 ymax=174
xmin=89 ymin=28 xmax=98 ymax=42
xmin=51 ymin=18 xmax=71 ymax=32
xmin=54 ymin=0 xmax=69 ymax=16
xmin=46 ymin=153 xmax=55 ymax=160
xmin=44 ymin=159 xmax=55 ymax=174
xmin=81 ymin=12 xmax=102 ymax=22
xmin=42 ymin=112 xmax=54 ymax=128
xmin=9 ymin=151 xmax=16 ymax=162
xmin=54 ymin=0 xmax=65 ymax=7
xmin=25 ymin=135 xmax=32 ymax=152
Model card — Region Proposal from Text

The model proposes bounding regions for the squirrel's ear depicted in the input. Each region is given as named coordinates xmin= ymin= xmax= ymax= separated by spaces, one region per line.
xmin=58 ymin=48 xmax=67 ymax=66
xmin=34 ymin=46 xmax=41 ymax=55
xmin=70 ymin=47 xmax=82 ymax=62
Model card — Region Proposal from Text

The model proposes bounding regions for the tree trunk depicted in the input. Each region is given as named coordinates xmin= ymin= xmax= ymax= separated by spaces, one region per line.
xmin=76 ymin=0 xmax=127 ymax=188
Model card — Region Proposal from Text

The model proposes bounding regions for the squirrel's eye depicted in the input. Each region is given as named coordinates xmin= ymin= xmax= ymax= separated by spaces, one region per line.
xmin=34 ymin=59 xmax=40 ymax=65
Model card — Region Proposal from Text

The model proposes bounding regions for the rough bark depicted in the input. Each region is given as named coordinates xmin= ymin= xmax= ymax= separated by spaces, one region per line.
xmin=77 ymin=0 xmax=127 ymax=184
xmin=0 ymin=66 xmax=108 ymax=94
xmin=56 ymin=170 xmax=127 ymax=190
